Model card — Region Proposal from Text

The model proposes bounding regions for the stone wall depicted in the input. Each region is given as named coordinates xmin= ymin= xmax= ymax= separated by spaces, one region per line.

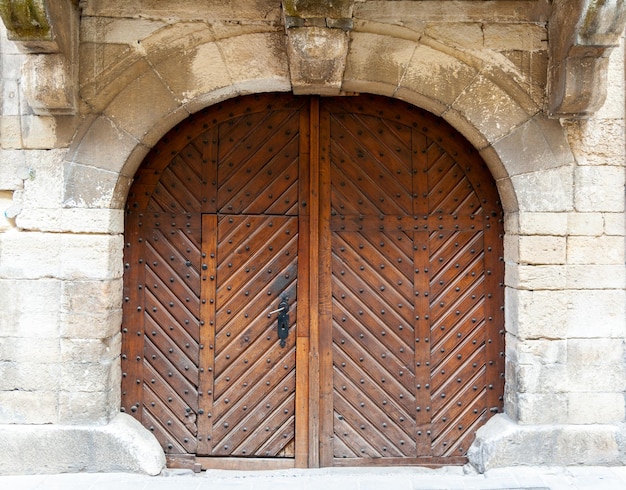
xmin=0 ymin=0 xmax=624 ymax=474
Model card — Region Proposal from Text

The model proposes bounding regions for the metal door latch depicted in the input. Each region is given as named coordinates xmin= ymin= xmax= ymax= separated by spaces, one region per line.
xmin=270 ymin=297 xmax=290 ymax=347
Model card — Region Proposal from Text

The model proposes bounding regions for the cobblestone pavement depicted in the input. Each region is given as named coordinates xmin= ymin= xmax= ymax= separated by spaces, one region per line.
xmin=1 ymin=466 xmax=626 ymax=490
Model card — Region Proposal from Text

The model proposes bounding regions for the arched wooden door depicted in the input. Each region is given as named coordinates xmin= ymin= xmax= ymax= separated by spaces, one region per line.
xmin=122 ymin=94 xmax=504 ymax=470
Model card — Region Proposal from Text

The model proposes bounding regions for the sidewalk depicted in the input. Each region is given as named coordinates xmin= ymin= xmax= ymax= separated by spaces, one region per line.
xmin=1 ymin=466 xmax=626 ymax=490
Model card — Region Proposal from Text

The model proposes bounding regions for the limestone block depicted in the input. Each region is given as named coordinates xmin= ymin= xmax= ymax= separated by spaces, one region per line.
xmin=566 ymin=264 xmax=626 ymax=289
xmin=0 ymin=362 xmax=60 ymax=391
xmin=1 ymin=78 xmax=20 ymax=115
xmin=400 ymin=43 xmax=479 ymax=108
xmin=517 ymin=212 xmax=568 ymax=236
xmin=63 ymin=162 xmax=123 ymax=208
xmin=103 ymin=69 xmax=181 ymax=143
xmin=518 ymin=235 xmax=566 ymax=265
xmin=567 ymin=392 xmax=625 ymax=424
xmin=510 ymin=166 xmax=574 ymax=212
xmin=451 ymin=73 xmax=532 ymax=144
xmin=516 ymin=393 xmax=569 ymax=424
xmin=343 ymin=32 xmax=414 ymax=96
xmin=514 ymin=362 xmax=568 ymax=394
xmin=0 ymin=232 xmax=123 ymax=280
xmin=492 ymin=115 xmax=573 ymax=177
xmin=354 ymin=1 xmax=550 ymax=24
xmin=567 ymin=338 xmax=624 ymax=366
xmin=218 ymin=32 xmax=290 ymax=95
xmin=61 ymin=278 xmax=122 ymax=315
xmin=567 ymin=362 xmax=626 ymax=392
xmin=59 ymin=360 xmax=117 ymax=393
xmin=566 ymin=118 xmax=626 ymax=167
xmin=152 ymin=40 xmax=231 ymax=106
xmin=0 ymin=413 xmax=165 ymax=474
xmin=505 ymin=264 xmax=566 ymax=290
xmin=0 ymin=278 xmax=61 ymax=338
xmin=84 ymin=0 xmax=281 ymax=22
xmin=81 ymin=17 xmax=166 ymax=45
xmin=468 ymin=414 xmax=621 ymax=472
xmin=513 ymin=337 xmax=567 ymax=366
xmin=483 ymin=23 xmax=547 ymax=52
xmin=0 ymin=190 xmax=14 ymax=231
xmin=58 ymin=389 xmax=118 ymax=425
xmin=575 ymin=166 xmax=625 ymax=212
xmin=425 ymin=23 xmax=483 ymax=50
xmin=17 ymin=208 xmax=124 ymax=234
xmin=0 ymin=337 xmax=60 ymax=363
xmin=60 ymin=308 xmax=122 ymax=341
xmin=0 ymin=114 xmax=22 ymax=149
xmin=567 ymin=235 xmax=624 ymax=264
xmin=505 ymin=288 xmax=568 ymax=339
xmin=78 ymin=46 xmax=146 ymax=113
xmin=69 ymin=116 xmax=138 ymax=173
xmin=61 ymin=334 xmax=121 ymax=363
xmin=0 ymin=390 xmax=58 ymax=424
xmin=567 ymin=212 xmax=605 ymax=236
xmin=596 ymin=36 xmax=625 ymax=120
xmin=0 ymin=149 xmax=26 ymax=190
xmin=565 ymin=290 xmax=625 ymax=338
xmin=16 ymin=149 xmax=65 ymax=210
xmin=604 ymin=212 xmax=626 ymax=235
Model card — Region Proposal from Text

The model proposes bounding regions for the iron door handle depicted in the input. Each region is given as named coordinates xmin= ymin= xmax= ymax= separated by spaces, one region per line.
xmin=275 ymin=298 xmax=289 ymax=348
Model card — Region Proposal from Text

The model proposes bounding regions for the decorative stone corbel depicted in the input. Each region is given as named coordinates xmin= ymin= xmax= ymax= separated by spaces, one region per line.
xmin=0 ymin=0 xmax=79 ymax=115
xmin=282 ymin=0 xmax=354 ymax=95
xmin=548 ymin=0 xmax=626 ymax=118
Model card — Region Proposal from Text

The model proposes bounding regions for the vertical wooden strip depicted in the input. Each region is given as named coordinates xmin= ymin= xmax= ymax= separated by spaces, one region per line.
xmin=198 ymin=214 xmax=217 ymax=455
xmin=121 ymin=210 xmax=145 ymax=419
xmin=202 ymin=128 xmax=218 ymax=214
xmin=317 ymin=97 xmax=335 ymax=467
xmin=412 ymin=129 xmax=433 ymax=456
xmin=295 ymin=104 xmax=311 ymax=468
xmin=484 ymin=215 xmax=505 ymax=415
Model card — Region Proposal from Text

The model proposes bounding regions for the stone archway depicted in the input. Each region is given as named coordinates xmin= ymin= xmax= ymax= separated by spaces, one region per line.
xmin=62 ymin=26 xmax=579 ymax=471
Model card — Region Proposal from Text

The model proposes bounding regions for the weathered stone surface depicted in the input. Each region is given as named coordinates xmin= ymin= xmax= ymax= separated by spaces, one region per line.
xmin=400 ymin=42 xmax=479 ymax=108
xmin=287 ymin=26 xmax=348 ymax=95
xmin=492 ymin=115 xmax=573 ymax=177
xmin=103 ymin=69 xmax=181 ymax=143
xmin=510 ymin=166 xmax=574 ymax=212
xmin=567 ymin=392 xmax=626 ymax=424
xmin=468 ymin=414 xmax=621 ymax=472
xmin=505 ymin=288 xmax=568 ymax=340
xmin=0 ymin=278 xmax=61 ymax=338
xmin=219 ymin=32 xmax=290 ymax=94
xmin=0 ymin=413 xmax=165 ymax=474
xmin=343 ymin=32 xmax=414 ymax=96
xmin=568 ymin=235 xmax=625 ymax=264
xmin=16 ymin=208 xmax=124 ymax=233
xmin=506 ymin=263 xmax=567 ymax=291
xmin=0 ymin=232 xmax=123 ymax=280
xmin=518 ymin=235 xmax=566 ymax=265
xmin=575 ymin=166 xmax=625 ymax=212
xmin=565 ymin=289 xmax=625 ymax=338
xmin=0 ymin=390 xmax=58 ymax=424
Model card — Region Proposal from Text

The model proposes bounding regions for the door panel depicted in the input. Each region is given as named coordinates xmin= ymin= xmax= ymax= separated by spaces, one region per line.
xmin=122 ymin=94 xmax=504 ymax=469
xmin=319 ymin=97 xmax=503 ymax=465
xmin=199 ymin=215 xmax=298 ymax=457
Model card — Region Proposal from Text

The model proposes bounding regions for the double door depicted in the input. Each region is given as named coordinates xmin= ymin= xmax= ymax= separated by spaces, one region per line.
xmin=121 ymin=94 xmax=504 ymax=469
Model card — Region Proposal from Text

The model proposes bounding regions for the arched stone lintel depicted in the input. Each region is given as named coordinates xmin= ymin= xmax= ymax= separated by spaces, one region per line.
xmin=64 ymin=30 xmax=571 ymax=215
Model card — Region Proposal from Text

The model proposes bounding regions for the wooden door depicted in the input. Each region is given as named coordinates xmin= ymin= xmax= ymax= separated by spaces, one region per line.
xmin=317 ymin=98 xmax=504 ymax=466
xmin=121 ymin=94 xmax=504 ymax=469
